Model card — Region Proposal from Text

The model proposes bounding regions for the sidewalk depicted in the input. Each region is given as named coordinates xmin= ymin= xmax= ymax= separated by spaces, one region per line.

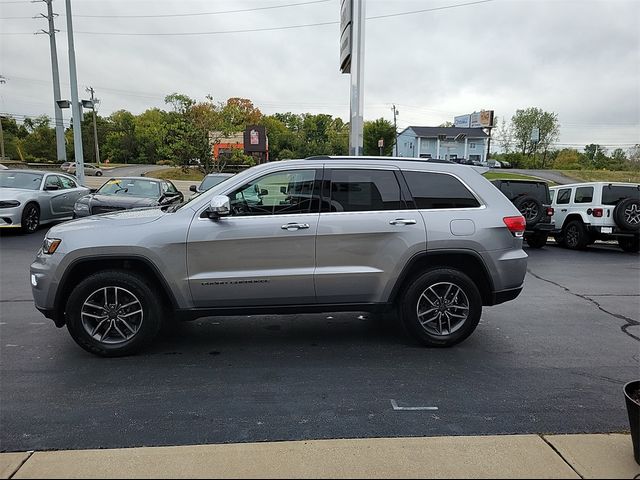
xmin=1 ymin=433 xmax=637 ymax=479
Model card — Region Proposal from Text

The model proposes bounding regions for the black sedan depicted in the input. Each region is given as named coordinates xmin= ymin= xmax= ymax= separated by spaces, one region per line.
xmin=73 ymin=177 xmax=183 ymax=217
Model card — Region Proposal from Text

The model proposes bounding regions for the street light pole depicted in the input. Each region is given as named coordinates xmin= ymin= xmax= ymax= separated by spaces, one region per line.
xmin=65 ymin=0 xmax=85 ymax=184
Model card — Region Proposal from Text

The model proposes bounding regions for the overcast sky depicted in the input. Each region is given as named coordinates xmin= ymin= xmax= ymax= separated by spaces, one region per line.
xmin=1 ymin=0 xmax=638 ymax=151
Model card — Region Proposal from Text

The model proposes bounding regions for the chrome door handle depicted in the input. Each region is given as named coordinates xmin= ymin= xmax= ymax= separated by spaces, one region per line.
xmin=281 ymin=223 xmax=310 ymax=230
xmin=561 ymin=209 xmax=567 ymax=212
xmin=389 ymin=218 xmax=417 ymax=225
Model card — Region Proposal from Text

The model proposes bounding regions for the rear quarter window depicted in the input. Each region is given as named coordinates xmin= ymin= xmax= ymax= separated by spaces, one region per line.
xmin=403 ymin=171 xmax=480 ymax=209
xmin=601 ymin=185 xmax=640 ymax=205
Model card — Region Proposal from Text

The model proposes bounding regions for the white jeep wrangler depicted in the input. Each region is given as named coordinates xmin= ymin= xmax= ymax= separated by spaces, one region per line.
xmin=549 ymin=182 xmax=640 ymax=252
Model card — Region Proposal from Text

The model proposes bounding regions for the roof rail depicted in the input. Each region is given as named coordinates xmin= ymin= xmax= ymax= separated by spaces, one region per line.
xmin=303 ymin=155 xmax=456 ymax=164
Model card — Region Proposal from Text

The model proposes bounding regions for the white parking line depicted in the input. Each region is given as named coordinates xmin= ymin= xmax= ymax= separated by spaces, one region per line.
xmin=390 ymin=399 xmax=438 ymax=411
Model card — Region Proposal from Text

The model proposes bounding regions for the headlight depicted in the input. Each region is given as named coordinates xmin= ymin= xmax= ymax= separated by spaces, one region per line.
xmin=42 ymin=238 xmax=62 ymax=255
xmin=0 ymin=200 xmax=21 ymax=208
xmin=74 ymin=202 xmax=89 ymax=212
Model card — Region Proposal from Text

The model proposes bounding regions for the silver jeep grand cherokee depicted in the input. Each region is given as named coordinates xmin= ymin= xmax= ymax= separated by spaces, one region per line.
xmin=31 ymin=157 xmax=528 ymax=356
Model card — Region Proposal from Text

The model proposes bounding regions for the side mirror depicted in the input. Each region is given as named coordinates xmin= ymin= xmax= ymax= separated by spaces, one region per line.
xmin=44 ymin=184 xmax=60 ymax=191
xmin=208 ymin=195 xmax=230 ymax=220
xmin=280 ymin=186 xmax=287 ymax=194
xmin=189 ymin=185 xmax=197 ymax=192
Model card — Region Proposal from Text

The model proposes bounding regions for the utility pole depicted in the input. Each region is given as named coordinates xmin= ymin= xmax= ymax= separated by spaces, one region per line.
xmin=86 ymin=86 xmax=100 ymax=165
xmin=65 ymin=0 xmax=85 ymax=184
xmin=36 ymin=0 xmax=66 ymax=163
xmin=0 ymin=75 xmax=6 ymax=160
xmin=391 ymin=104 xmax=399 ymax=156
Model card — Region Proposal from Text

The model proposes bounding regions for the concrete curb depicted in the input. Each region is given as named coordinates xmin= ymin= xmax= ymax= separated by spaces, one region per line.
xmin=3 ymin=434 xmax=637 ymax=479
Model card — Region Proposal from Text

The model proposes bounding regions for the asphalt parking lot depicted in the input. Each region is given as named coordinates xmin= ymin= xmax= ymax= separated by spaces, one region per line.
xmin=0 ymin=230 xmax=638 ymax=453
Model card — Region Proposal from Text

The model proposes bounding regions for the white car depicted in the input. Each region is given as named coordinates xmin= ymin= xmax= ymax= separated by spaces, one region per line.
xmin=549 ymin=182 xmax=640 ymax=252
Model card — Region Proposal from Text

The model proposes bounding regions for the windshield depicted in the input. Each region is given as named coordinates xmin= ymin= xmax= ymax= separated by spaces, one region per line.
xmin=97 ymin=178 xmax=160 ymax=199
xmin=200 ymin=175 xmax=232 ymax=191
xmin=0 ymin=172 xmax=43 ymax=190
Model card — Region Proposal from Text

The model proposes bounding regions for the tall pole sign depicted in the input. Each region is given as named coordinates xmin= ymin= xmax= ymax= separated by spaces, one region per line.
xmin=340 ymin=0 xmax=365 ymax=156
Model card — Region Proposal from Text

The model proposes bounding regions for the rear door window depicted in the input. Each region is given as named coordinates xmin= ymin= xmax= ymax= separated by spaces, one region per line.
xmin=403 ymin=171 xmax=480 ymax=209
xmin=505 ymin=182 xmax=550 ymax=204
xmin=574 ymin=186 xmax=594 ymax=203
xmin=328 ymin=169 xmax=405 ymax=212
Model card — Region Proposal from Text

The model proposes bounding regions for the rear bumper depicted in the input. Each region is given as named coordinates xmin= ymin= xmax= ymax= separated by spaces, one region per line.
xmin=490 ymin=286 xmax=523 ymax=305
xmin=526 ymin=222 xmax=554 ymax=234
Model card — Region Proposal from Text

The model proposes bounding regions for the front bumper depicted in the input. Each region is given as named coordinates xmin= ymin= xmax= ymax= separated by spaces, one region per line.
xmin=0 ymin=205 xmax=23 ymax=228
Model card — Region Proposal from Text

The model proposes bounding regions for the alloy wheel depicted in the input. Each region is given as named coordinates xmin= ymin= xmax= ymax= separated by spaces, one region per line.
xmin=624 ymin=203 xmax=640 ymax=226
xmin=81 ymin=286 xmax=143 ymax=344
xmin=416 ymin=282 xmax=470 ymax=336
xmin=518 ymin=200 xmax=539 ymax=223
xmin=25 ymin=206 xmax=39 ymax=232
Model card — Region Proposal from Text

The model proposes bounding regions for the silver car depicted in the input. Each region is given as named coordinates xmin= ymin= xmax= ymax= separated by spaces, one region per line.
xmin=1 ymin=170 xmax=90 ymax=233
xmin=67 ymin=163 xmax=103 ymax=177
xmin=31 ymin=157 xmax=528 ymax=356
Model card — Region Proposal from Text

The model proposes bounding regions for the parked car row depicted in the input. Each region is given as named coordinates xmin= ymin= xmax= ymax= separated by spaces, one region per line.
xmin=0 ymin=169 xmax=183 ymax=232
xmin=491 ymin=178 xmax=639 ymax=252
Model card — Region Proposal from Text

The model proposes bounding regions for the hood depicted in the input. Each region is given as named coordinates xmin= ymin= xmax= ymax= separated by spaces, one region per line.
xmin=0 ymin=187 xmax=39 ymax=201
xmin=78 ymin=193 xmax=158 ymax=209
xmin=48 ymin=207 xmax=166 ymax=237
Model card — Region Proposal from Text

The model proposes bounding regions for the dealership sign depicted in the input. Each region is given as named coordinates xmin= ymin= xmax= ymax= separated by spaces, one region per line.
xmin=454 ymin=110 xmax=494 ymax=128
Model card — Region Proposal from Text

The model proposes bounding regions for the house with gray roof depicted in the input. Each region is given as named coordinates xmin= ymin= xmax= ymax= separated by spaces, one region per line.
xmin=396 ymin=126 xmax=489 ymax=162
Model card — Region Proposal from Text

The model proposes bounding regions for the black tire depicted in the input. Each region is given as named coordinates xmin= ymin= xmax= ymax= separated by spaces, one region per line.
xmin=20 ymin=202 xmax=40 ymax=234
xmin=552 ymin=233 xmax=566 ymax=247
xmin=563 ymin=220 xmax=589 ymax=250
xmin=513 ymin=195 xmax=544 ymax=226
xmin=65 ymin=270 xmax=163 ymax=357
xmin=526 ymin=232 xmax=548 ymax=248
xmin=400 ymin=268 xmax=482 ymax=347
xmin=613 ymin=197 xmax=640 ymax=232
xmin=95 ymin=171 xmax=103 ymax=177
xmin=618 ymin=237 xmax=640 ymax=253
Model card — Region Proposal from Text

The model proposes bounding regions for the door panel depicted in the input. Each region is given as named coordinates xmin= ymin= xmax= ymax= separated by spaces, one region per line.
xmin=186 ymin=167 xmax=321 ymax=308
xmin=315 ymin=168 xmax=425 ymax=304
xmin=315 ymin=211 xmax=426 ymax=303
xmin=42 ymin=176 xmax=68 ymax=219
xmin=187 ymin=213 xmax=318 ymax=307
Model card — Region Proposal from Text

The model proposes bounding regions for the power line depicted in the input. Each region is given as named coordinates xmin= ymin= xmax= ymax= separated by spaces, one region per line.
xmin=0 ymin=0 xmax=497 ymax=36
xmin=75 ymin=0 xmax=330 ymax=19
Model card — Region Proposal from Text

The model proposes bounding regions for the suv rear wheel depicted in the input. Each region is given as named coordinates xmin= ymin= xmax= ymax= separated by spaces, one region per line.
xmin=525 ymin=232 xmax=548 ymax=248
xmin=65 ymin=270 xmax=163 ymax=356
xmin=563 ymin=220 xmax=589 ymax=250
xmin=400 ymin=268 xmax=482 ymax=347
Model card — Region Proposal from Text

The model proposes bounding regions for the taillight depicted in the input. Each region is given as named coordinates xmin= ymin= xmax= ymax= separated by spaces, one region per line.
xmin=546 ymin=207 xmax=554 ymax=216
xmin=593 ymin=208 xmax=603 ymax=218
xmin=503 ymin=216 xmax=526 ymax=237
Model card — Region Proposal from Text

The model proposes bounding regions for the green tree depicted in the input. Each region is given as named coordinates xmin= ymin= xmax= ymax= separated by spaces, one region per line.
xmin=134 ymin=108 xmax=171 ymax=164
xmin=511 ymin=107 xmax=560 ymax=167
xmin=552 ymin=148 xmax=581 ymax=169
xmin=104 ymin=110 xmax=137 ymax=164
xmin=80 ymin=111 xmax=111 ymax=164
xmin=364 ymin=118 xmax=395 ymax=156
xmin=21 ymin=115 xmax=56 ymax=161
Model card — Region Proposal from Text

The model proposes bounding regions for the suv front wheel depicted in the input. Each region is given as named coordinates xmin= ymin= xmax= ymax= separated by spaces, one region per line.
xmin=65 ymin=270 xmax=163 ymax=356
xmin=400 ymin=268 xmax=482 ymax=347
